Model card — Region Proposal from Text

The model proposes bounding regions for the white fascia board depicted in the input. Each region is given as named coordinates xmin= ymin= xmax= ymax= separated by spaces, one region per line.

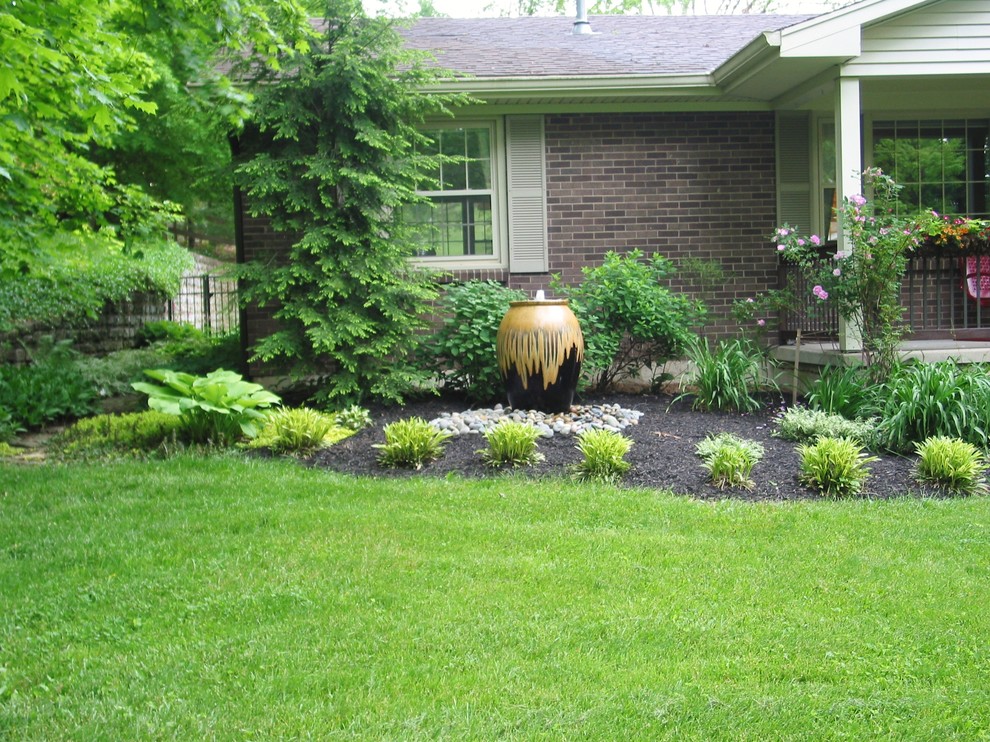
xmin=419 ymin=73 xmax=718 ymax=98
xmin=778 ymin=0 xmax=934 ymax=58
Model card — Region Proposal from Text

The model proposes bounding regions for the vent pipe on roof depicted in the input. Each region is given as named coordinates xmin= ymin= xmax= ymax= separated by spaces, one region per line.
xmin=573 ymin=0 xmax=592 ymax=34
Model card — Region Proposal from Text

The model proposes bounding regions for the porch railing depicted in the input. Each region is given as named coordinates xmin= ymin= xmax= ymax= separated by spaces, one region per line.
xmin=778 ymin=241 xmax=990 ymax=343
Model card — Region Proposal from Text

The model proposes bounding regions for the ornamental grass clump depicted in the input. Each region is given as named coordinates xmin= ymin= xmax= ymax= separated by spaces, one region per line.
xmin=874 ymin=361 xmax=990 ymax=452
xmin=375 ymin=417 xmax=452 ymax=470
xmin=797 ymin=436 xmax=878 ymax=498
xmin=774 ymin=406 xmax=875 ymax=446
xmin=679 ymin=337 xmax=773 ymax=413
xmin=477 ymin=420 xmax=544 ymax=468
xmin=696 ymin=432 xmax=765 ymax=490
xmin=572 ymin=428 xmax=633 ymax=483
xmin=804 ymin=364 xmax=879 ymax=420
xmin=914 ymin=436 xmax=989 ymax=496
xmin=248 ymin=407 xmax=352 ymax=456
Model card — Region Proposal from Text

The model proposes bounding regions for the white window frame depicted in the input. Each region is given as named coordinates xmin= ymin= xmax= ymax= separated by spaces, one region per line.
xmin=410 ymin=118 xmax=508 ymax=271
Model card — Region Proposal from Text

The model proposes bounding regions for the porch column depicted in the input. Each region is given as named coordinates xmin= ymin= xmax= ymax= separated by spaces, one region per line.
xmin=835 ymin=76 xmax=862 ymax=353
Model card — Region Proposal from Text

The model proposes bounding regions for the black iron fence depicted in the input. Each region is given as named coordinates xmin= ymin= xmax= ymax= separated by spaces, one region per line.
xmin=778 ymin=240 xmax=990 ymax=342
xmin=166 ymin=273 xmax=239 ymax=336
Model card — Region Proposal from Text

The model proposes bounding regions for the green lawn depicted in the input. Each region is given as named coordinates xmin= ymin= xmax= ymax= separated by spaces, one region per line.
xmin=2 ymin=456 xmax=989 ymax=739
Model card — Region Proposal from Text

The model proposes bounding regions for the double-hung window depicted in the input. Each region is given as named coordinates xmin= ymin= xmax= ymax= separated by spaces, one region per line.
xmin=404 ymin=121 xmax=506 ymax=269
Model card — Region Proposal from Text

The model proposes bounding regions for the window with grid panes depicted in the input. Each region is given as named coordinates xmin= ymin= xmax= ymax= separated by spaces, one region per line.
xmin=872 ymin=119 xmax=990 ymax=217
xmin=404 ymin=124 xmax=498 ymax=261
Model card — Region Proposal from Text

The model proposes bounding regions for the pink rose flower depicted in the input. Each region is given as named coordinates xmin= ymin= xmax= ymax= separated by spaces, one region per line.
xmin=757 ymin=319 xmax=766 ymax=327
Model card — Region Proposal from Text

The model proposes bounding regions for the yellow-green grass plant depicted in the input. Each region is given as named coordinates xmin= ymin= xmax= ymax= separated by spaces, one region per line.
xmin=696 ymin=432 xmax=765 ymax=490
xmin=572 ymin=428 xmax=633 ymax=483
xmin=2 ymin=457 xmax=990 ymax=738
xmin=374 ymin=417 xmax=452 ymax=469
xmin=798 ymin=436 xmax=879 ymax=498
xmin=914 ymin=435 xmax=989 ymax=496
xmin=477 ymin=419 xmax=544 ymax=468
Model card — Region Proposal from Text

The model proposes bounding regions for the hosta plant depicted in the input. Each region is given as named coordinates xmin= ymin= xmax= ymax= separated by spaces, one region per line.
xmin=375 ymin=417 xmax=452 ymax=470
xmin=914 ymin=436 xmax=989 ymax=496
xmin=248 ymin=407 xmax=352 ymax=456
xmin=696 ymin=432 xmax=764 ymax=490
xmin=572 ymin=428 xmax=633 ymax=483
xmin=333 ymin=405 xmax=372 ymax=432
xmin=132 ymin=368 xmax=281 ymax=445
xmin=477 ymin=420 xmax=544 ymax=468
xmin=797 ymin=436 xmax=878 ymax=498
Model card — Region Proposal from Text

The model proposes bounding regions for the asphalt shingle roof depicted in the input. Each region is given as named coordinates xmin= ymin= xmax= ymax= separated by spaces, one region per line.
xmin=401 ymin=14 xmax=818 ymax=78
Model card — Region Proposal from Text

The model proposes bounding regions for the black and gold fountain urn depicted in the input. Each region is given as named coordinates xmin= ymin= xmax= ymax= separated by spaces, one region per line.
xmin=495 ymin=295 xmax=584 ymax=413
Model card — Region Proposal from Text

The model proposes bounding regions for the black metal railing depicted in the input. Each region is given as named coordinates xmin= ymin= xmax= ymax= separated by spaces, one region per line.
xmin=778 ymin=240 xmax=990 ymax=342
xmin=166 ymin=274 xmax=239 ymax=335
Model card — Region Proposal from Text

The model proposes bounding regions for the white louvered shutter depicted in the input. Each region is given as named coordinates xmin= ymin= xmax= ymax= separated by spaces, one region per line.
xmin=505 ymin=115 xmax=548 ymax=273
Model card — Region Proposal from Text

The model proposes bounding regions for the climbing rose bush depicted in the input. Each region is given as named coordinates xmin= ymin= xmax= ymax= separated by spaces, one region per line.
xmin=771 ymin=168 xmax=917 ymax=379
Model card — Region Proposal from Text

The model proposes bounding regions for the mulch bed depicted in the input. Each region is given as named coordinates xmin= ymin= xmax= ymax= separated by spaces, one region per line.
xmin=309 ymin=393 xmax=943 ymax=501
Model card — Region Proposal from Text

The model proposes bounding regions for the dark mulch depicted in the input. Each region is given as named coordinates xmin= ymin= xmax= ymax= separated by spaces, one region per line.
xmin=309 ymin=392 xmax=942 ymax=501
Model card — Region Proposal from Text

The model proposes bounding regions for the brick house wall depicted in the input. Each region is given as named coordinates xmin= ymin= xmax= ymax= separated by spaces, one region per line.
xmin=527 ymin=111 xmax=779 ymax=341
xmin=237 ymin=110 xmax=780 ymax=362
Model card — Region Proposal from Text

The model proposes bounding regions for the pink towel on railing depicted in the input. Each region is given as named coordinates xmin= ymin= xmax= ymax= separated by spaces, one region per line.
xmin=965 ymin=256 xmax=990 ymax=305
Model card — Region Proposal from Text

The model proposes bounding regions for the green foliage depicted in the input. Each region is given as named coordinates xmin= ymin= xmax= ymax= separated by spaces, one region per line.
xmin=0 ymin=339 xmax=97 ymax=430
xmin=798 ymin=437 xmax=878 ymax=498
xmin=236 ymin=2 xmax=469 ymax=405
xmin=77 ymin=329 xmax=242 ymax=400
xmin=696 ymin=433 xmax=764 ymax=490
xmin=874 ymin=361 xmax=990 ymax=453
xmin=773 ymin=169 xmax=916 ymax=379
xmin=774 ymin=407 xmax=875 ymax=447
xmin=0 ymin=235 xmax=192 ymax=333
xmin=679 ymin=337 xmax=774 ymax=413
xmin=247 ymin=407 xmax=352 ymax=455
xmin=0 ymin=409 xmax=24 ymax=444
xmin=132 ymin=369 xmax=281 ymax=445
xmin=477 ymin=420 xmax=544 ymax=468
xmin=572 ymin=428 xmax=633 ymax=483
xmin=332 ymin=405 xmax=373 ymax=432
xmin=0 ymin=0 xmax=310 ymax=276
xmin=420 ymin=281 xmax=526 ymax=402
xmin=551 ymin=250 xmax=703 ymax=392
xmin=48 ymin=410 xmax=185 ymax=462
xmin=804 ymin=364 xmax=878 ymax=420
xmin=914 ymin=436 xmax=989 ymax=496
xmin=375 ymin=417 xmax=452 ymax=470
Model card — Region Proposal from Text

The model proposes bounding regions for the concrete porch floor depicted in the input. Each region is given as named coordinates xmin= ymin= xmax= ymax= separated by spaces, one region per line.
xmin=771 ymin=339 xmax=990 ymax=367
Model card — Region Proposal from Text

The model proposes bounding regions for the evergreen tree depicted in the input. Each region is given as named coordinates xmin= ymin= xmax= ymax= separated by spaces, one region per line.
xmin=236 ymin=0 xmax=467 ymax=403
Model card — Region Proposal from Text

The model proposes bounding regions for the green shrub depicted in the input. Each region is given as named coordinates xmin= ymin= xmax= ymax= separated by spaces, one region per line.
xmin=332 ymin=405 xmax=372 ymax=432
xmin=572 ymin=428 xmax=633 ymax=483
xmin=874 ymin=361 xmax=990 ymax=452
xmin=797 ymin=437 xmax=878 ymax=498
xmin=77 ymin=347 xmax=174 ymax=398
xmin=805 ymin=364 xmax=878 ymax=420
xmin=132 ymin=368 xmax=281 ymax=445
xmin=696 ymin=433 xmax=764 ymax=490
xmin=914 ymin=436 xmax=989 ymax=496
xmin=49 ymin=410 xmax=185 ymax=461
xmin=0 ymin=338 xmax=97 ymax=430
xmin=679 ymin=337 xmax=774 ymax=413
xmin=774 ymin=406 xmax=875 ymax=446
xmin=420 ymin=281 xmax=526 ymax=402
xmin=375 ymin=417 xmax=452 ymax=470
xmin=477 ymin=420 xmax=544 ymax=468
xmin=247 ymin=407 xmax=352 ymax=455
xmin=551 ymin=250 xmax=704 ymax=392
